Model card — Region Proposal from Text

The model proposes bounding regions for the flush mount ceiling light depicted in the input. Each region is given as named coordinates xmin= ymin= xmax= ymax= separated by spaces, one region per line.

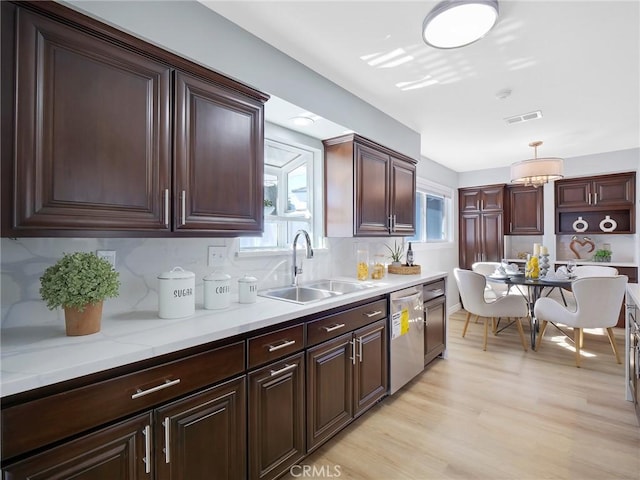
xmin=290 ymin=116 xmax=315 ymax=127
xmin=422 ymin=0 xmax=499 ymax=49
xmin=510 ymin=141 xmax=564 ymax=188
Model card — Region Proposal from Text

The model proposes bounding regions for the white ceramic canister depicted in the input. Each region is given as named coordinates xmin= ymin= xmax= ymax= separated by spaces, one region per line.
xmin=203 ymin=271 xmax=231 ymax=310
xmin=158 ymin=267 xmax=195 ymax=319
xmin=238 ymin=275 xmax=258 ymax=304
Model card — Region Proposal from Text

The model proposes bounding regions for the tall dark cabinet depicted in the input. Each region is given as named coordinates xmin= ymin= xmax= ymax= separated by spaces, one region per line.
xmin=458 ymin=184 xmax=505 ymax=270
xmin=506 ymin=185 xmax=544 ymax=235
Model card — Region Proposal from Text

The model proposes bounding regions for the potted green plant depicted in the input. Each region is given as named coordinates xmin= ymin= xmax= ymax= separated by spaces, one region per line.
xmin=263 ymin=198 xmax=275 ymax=215
xmin=385 ymin=240 xmax=404 ymax=266
xmin=592 ymin=248 xmax=612 ymax=263
xmin=40 ymin=252 xmax=120 ymax=336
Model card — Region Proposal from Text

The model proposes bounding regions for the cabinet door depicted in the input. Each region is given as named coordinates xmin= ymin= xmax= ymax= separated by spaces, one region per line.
xmin=248 ymin=353 xmax=305 ymax=480
xmin=459 ymin=213 xmax=482 ymax=270
xmin=507 ymin=185 xmax=543 ymax=235
xmin=11 ymin=8 xmax=171 ymax=234
xmin=353 ymin=320 xmax=387 ymax=417
xmin=480 ymin=186 xmax=504 ymax=211
xmin=3 ymin=414 xmax=151 ymax=480
xmin=155 ymin=376 xmax=246 ymax=480
xmin=174 ymin=71 xmax=264 ymax=235
xmin=354 ymin=143 xmax=390 ymax=235
xmin=481 ymin=212 xmax=504 ymax=263
xmin=390 ymin=157 xmax=416 ymax=235
xmin=306 ymin=333 xmax=354 ymax=452
xmin=460 ymin=189 xmax=482 ymax=212
xmin=424 ymin=296 xmax=446 ymax=365
xmin=592 ymin=175 xmax=635 ymax=207
xmin=556 ymin=179 xmax=591 ymax=208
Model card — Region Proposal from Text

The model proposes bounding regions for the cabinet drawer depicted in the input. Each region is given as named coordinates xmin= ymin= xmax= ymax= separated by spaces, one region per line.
xmin=1 ymin=341 xmax=245 ymax=461
xmin=423 ymin=280 xmax=445 ymax=301
xmin=248 ymin=324 xmax=304 ymax=369
xmin=307 ymin=299 xmax=387 ymax=347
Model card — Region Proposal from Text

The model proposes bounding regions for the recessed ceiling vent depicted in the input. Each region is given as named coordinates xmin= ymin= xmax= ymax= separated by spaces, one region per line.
xmin=504 ymin=110 xmax=542 ymax=125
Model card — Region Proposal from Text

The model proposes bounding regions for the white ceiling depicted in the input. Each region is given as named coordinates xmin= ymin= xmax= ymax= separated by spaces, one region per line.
xmin=202 ymin=1 xmax=640 ymax=172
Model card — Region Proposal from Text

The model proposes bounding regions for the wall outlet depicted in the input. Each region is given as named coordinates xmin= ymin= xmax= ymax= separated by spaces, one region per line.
xmin=208 ymin=246 xmax=226 ymax=267
xmin=96 ymin=250 xmax=116 ymax=268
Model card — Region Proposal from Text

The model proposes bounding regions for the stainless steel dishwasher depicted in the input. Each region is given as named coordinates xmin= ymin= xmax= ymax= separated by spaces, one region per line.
xmin=389 ymin=286 xmax=424 ymax=394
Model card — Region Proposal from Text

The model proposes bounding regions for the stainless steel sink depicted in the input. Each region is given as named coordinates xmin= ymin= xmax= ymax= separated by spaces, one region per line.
xmin=258 ymin=286 xmax=338 ymax=304
xmin=259 ymin=279 xmax=376 ymax=305
xmin=304 ymin=279 xmax=374 ymax=294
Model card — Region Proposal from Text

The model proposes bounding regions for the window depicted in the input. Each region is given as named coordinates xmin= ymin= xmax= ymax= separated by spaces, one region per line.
xmin=240 ymin=139 xmax=320 ymax=251
xmin=408 ymin=178 xmax=452 ymax=244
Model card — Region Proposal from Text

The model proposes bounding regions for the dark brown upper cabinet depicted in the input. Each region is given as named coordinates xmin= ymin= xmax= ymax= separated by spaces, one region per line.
xmin=506 ymin=184 xmax=544 ymax=235
xmin=1 ymin=1 xmax=268 ymax=238
xmin=555 ymin=172 xmax=636 ymax=234
xmin=323 ymin=134 xmax=416 ymax=237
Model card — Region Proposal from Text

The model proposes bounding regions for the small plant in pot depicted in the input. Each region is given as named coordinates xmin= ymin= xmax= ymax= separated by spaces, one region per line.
xmin=385 ymin=240 xmax=404 ymax=266
xmin=592 ymin=248 xmax=612 ymax=263
xmin=40 ymin=252 xmax=120 ymax=336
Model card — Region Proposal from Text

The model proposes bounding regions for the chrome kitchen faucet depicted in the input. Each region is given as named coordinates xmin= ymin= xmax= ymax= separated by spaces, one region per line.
xmin=292 ymin=229 xmax=314 ymax=286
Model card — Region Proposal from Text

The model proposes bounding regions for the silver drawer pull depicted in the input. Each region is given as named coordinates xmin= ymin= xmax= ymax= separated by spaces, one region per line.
xmin=270 ymin=363 xmax=297 ymax=377
xmin=364 ymin=310 xmax=383 ymax=318
xmin=428 ymin=289 xmax=443 ymax=295
xmin=143 ymin=424 xmax=151 ymax=474
xmin=267 ymin=339 xmax=296 ymax=352
xmin=323 ymin=323 xmax=345 ymax=332
xmin=132 ymin=378 xmax=181 ymax=399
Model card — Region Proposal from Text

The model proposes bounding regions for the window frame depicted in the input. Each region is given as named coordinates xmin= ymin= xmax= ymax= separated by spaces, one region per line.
xmin=408 ymin=177 xmax=454 ymax=249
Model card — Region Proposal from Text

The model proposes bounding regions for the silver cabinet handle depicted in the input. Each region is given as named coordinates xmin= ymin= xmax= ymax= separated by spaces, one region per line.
xmin=163 ymin=417 xmax=170 ymax=463
xmin=427 ymin=288 xmax=444 ymax=296
xmin=388 ymin=215 xmax=393 ymax=233
xmin=357 ymin=337 xmax=363 ymax=362
xmin=588 ymin=192 xmax=592 ymax=205
xmin=132 ymin=378 xmax=181 ymax=399
xmin=593 ymin=192 xmax=598 ymax=205
xmin=510 ymin=222 xmax=513 ymax=232
xmin=163 ymin=188 xmax=169 ymax=226
xmin=143 ymin=424 xmax=151 ymax=474
xmin=350 ymin=339 xmax=356 ymax=365
xmin=481 ymin=199 xmax=484 ymax=210
xmin=267 ymin=339 xmax=295 ymax=352
xmin=364 ymin=310 xmax=383 ymax=318
xmin=323 ymin=323 xmax=345 ymax=332
xmin=270 ymin=363 xmax=297 ymax=377
xmin=180 ymin=190 xmax=186 ymax=225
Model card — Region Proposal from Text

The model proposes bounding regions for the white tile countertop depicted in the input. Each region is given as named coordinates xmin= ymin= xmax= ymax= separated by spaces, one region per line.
xmin=0 ymin=271 xmax=446 ymax=398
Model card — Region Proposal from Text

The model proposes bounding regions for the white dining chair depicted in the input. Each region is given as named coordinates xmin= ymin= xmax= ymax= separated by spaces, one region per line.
xmin=471 ymin=261 xmax=509 ymax=300
xmin=534 ymin=275 xmax=628 ymax=367
xmin=454 ymin=268 xmax=529 ymax=352
xmin=547 ymin=265 xmax=619 ymax=308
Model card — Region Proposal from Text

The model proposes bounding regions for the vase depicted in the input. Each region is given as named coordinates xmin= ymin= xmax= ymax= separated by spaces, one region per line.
xmin=64 ymin=301 xmax=103 ymax=336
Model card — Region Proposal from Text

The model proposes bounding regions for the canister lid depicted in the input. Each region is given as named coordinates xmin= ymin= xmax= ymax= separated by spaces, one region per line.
xmin=158 ymin=266 xmax=195 ymax=279
xmin=238 ymin=274 xmax=258 ymax=283
xmin=204 ymin=271 xmax=231 ymax=281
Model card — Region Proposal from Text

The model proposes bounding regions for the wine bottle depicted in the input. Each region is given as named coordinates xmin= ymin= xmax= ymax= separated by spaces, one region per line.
xmin=406 ymin=242 xmax=414 ymax=266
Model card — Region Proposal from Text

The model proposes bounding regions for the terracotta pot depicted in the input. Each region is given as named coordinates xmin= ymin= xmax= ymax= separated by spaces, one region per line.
xmin=64 ymin=301 xmax=103 ymax=336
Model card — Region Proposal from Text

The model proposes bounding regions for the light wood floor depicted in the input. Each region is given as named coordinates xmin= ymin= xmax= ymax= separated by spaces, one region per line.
xmin=282 ymin=310 xmax=640 ymax=480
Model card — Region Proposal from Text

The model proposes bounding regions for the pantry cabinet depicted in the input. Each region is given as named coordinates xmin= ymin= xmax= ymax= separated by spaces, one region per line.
xmin=458 ymin=185 xmax=505 ymax=270
xmin=1 ymin=1 xmax=267 ymax=238
xmin=323 ymin=134 xmax=416 ymax=237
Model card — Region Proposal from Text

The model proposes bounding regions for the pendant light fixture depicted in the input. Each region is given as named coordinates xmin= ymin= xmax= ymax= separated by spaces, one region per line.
xmin=422 ymin=0 xmax=499 ymax=49
xmin=510 ymin=141 xmax=564 ymax=188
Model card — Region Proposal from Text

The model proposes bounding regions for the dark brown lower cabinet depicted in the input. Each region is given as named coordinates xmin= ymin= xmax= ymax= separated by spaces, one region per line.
xmin=424 ymin=295 xmax=446 ymax=366
xmin=2 ymin=376 xmax=246 ymax=480
xmin=248 ymin=353 xmax=305 ymax=480
xmin=155 ymin=376 xmax=246 ymax=480
xmin=306 ymin=319 xmax=387 ymax=453
xmin=3 ymin=413 xmax=152 ymax=480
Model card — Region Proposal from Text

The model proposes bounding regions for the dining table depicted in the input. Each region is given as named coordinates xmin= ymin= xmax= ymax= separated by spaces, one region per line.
xmin=486 ymin=273 xmax=574 ymax=349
